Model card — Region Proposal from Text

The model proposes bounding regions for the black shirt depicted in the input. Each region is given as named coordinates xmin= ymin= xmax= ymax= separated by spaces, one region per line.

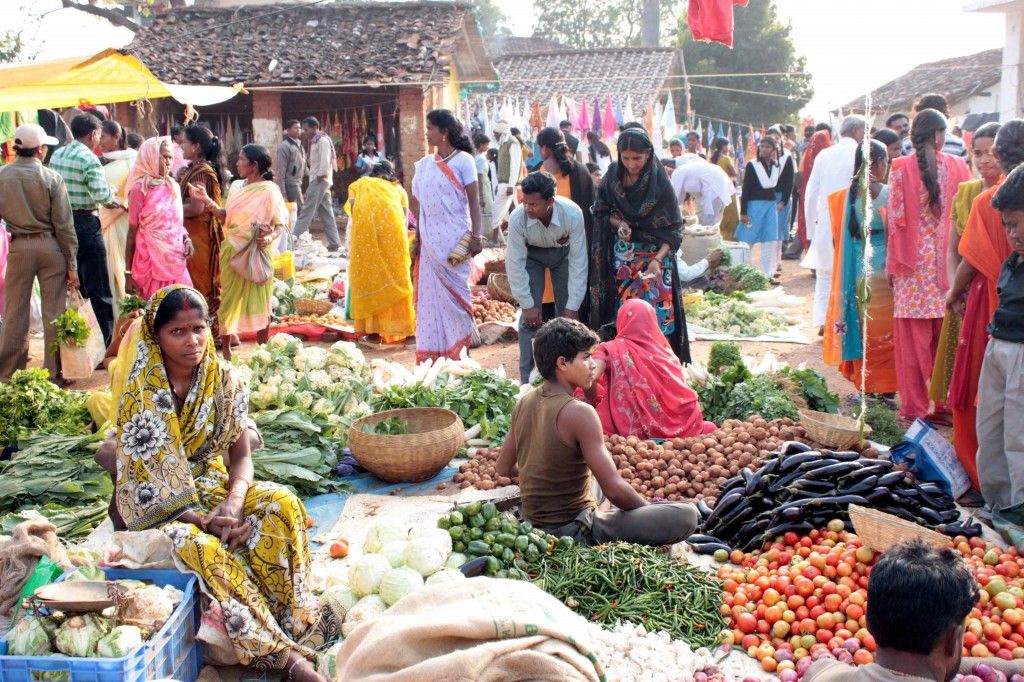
xmin=990 ymin=252 xmax=1024 ymax=343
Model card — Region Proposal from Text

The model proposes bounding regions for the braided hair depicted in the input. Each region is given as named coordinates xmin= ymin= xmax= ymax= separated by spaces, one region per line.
xmin=537 ymin=126 xmax=572 ymax=175
xmin=848 ymin=139 xmax=888 ymax=239
xmin=184 ymin=124 xmax=224 ymax=189
xmin=910 ymin=108 xmax=947 ymax=212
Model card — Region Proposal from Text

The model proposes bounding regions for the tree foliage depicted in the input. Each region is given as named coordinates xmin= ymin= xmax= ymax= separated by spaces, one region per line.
xmin=534 ymin=0 xmax=684 ymax=49
xmin=474 ymin=0 xmax=510 ymax=38
xmin=0 ymin=30 xmax=26 ymax=65
xmin=679 ymin=0 xmax=812 ymax=125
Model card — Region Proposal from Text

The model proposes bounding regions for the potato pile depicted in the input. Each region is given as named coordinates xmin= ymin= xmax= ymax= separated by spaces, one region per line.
xmin=473 ymin=295 xmax=517 ymax=324
xmin=607 ymin=417 xmax=806 ymax=504
xmin=453 ymin=448 xmax=517 ymax=490
xmin=280 ymin=314 xmax=347 ymax=326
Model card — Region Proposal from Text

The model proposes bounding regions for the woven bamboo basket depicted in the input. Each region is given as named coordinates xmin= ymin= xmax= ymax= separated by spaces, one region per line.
xmin=348 ymin=408 xmax=465 ymax=483
xmin=798 ymin=409 xmax=872 ymax=450
xmin=487 ymin=273 xmax=516 ymax=304
xmin=294 ymin=298 xmax=333 ymax=316
xmin=848 ymin=504 xmax=949 ymax=553
xmin=484 ymin=259 xmax=507 ymax=275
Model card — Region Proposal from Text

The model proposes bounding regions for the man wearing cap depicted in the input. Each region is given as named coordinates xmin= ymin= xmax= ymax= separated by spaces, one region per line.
xmin=49 ymin=113 xmax=123 ymax=347
xmin=0 ymin=124 xmax=79 ymax=381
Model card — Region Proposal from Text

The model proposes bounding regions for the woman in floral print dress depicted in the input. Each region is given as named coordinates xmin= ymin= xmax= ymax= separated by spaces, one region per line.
xmin=112 ymin=285 xmax=336 ymax=681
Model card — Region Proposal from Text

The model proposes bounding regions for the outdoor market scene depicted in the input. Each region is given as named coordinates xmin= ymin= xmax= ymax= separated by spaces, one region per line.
xmin=2 ymin=0 xmax=1024 ymax=680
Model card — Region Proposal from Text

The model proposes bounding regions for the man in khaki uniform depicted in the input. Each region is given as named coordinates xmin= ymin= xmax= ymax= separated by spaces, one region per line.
xmin=0 ymin=124 xmax=79 ymax=381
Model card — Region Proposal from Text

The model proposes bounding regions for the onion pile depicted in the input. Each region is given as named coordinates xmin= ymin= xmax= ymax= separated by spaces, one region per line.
xmin=606 ymin=418 xmax=804 ymax=504
xmin=453 ymin=448 xmax=517 ymax=490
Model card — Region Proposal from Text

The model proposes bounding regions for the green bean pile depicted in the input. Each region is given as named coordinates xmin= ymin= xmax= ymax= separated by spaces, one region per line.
xmin=536 ymin=542 xmax=727 ymax=649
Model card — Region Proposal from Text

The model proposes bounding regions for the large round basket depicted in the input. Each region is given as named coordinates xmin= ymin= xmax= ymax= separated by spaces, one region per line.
xmin=294 ymin=298 xmax=333 ymax=316
xmin=484 ymin=259 xmax=507 ymax=275
xmin=848 ymin=504 xmax=948 ymax=553
xmin=487 ymin=273 xmax=516 ymax=304
xmin=348 ymin=408 xmax=465 ymax=483
xmin=798 ymin=409 xmax=872 ymax=450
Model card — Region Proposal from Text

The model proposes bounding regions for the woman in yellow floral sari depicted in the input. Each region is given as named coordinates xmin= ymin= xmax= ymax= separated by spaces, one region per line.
xmin=189 ymin=144 xmax=287 ymax=359
xmin=344 ymin=160 xmax=415 ymax=345
xmin=112 ymin=285 xmax=336 ymax=681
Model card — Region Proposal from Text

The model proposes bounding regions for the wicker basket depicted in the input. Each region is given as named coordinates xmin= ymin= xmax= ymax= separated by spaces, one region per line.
xmin=484 ymin=259 xmax=507 ymax=275
xmin=848 ymin=504 xmax=949 ymax=553
xmin=487 ymin=273 xmax=516 ymax=304
xmin=348 ymin=408 xmax=465 ymax=483
xmin=294 ymin=298 xmax=333 ymax=316
xmin=798 ymin=409 xmax=873 ymax=450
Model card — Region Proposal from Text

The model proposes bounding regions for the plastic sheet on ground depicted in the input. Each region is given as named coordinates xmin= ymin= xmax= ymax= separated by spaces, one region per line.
xmin=686 ymin=322 xmax=810 ymax=344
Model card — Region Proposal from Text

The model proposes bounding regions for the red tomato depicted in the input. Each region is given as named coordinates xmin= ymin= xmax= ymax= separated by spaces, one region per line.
xmin=736 ymin=612 xmax=758 ymax=634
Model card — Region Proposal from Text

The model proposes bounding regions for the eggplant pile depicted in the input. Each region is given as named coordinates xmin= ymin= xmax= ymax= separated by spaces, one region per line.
xmin=688 ymin=441 xmax=983 ymax=555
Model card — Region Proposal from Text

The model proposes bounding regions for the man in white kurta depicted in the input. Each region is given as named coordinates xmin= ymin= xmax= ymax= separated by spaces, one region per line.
xmin=799 ymin=115 xmax=865 ymax=328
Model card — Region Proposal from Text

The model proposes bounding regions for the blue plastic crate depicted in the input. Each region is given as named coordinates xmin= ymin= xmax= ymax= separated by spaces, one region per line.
xmin=0 ymin=568 xmax=201 ymax=682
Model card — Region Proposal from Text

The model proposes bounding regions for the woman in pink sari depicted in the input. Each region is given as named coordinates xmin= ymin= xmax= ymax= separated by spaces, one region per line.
xmin=411 ymin=109 xmax=484 ymax=363
xmin=584 ymin=299 xmax=716 ymax=439
xmin=124 ymin=137 xmax=193 ymax=299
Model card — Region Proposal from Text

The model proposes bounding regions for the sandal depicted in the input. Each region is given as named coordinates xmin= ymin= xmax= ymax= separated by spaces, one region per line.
xmin=357 ymin=335 xmax=382 ymax=350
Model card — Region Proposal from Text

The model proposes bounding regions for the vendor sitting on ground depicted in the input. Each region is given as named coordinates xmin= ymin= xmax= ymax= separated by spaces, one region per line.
xmin=805 ymin=539 xmax=976 ymax=681
xmin=496 ymin=317 xmax=700 ymax=546
xmin=584 ymin=299 xmax=717 ymax=439
xmin=93 ymin=285 xmax=336 ymax=682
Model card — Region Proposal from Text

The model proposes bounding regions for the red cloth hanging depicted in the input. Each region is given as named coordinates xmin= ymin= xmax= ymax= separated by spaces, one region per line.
xmin=688 ymin=0 xmax=748 ymax=48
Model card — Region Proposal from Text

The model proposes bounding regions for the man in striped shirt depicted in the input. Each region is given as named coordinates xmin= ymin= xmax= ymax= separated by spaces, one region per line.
xmin=49 ymin=114 xmax=124 ymax=346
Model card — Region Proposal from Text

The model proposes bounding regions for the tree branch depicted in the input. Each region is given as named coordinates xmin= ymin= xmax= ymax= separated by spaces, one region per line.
xmin=61 ymin=0 xmax=140 ymax=31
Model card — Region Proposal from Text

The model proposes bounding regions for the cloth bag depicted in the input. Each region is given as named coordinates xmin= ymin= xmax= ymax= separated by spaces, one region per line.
xmin=229 ymin=224 xmax=273 ymax=284
xmin=336 ymin=577 xmax=603 ymax=681
xmin=59 ymin=292 xmax=107 ymax=380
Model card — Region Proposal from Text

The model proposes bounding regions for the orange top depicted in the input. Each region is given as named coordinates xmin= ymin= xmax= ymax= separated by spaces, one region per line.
xmin=959 ymin=182 xmax=1009 ymax=318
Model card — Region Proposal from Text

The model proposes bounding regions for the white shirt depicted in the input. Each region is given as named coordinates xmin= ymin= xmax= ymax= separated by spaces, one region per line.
xmin=505 ymin=195 xmax=588 ymax=311
xmin=670 ymin=160 xmax=736 ymax=226
xmin=309 ymin=135 xmax=335 ymax=184
xmin=800 ymin=136 xmax=858 ymax=271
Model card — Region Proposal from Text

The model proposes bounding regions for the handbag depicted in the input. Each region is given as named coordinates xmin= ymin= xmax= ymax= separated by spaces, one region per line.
xmin=59 ymin=292 xmax=107 ymax=380
xmin=229 ymin=224 xmax=274 ymax=284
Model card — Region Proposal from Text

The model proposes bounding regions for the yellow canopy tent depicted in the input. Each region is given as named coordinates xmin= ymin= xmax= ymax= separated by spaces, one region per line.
xmin=0 ymin=48 xmax=241 ymax=112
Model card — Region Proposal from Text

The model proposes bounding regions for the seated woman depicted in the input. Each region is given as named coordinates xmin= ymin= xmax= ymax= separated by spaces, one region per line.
xmin=100 ymin=285 xmax=335 ymax=681
xmin=584 ymin=299 xmax=716 ymax=439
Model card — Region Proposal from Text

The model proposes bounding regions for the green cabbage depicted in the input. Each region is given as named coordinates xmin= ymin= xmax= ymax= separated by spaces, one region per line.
xmin=444 ymin=552 xmax=468 ymax=570
xmin=402 ymin=538 xmax=448 ymax=577
xmin=321 ymin=586 xmax=359 ymax=617
xmin=96 ymin=625 xmax=143 ymax=658
xmin=407 ymin=526 xmax=453 ymax=556
xmin=363 ymin=522 xmax=406 ymax=553
xmin=341 ymin=595 xmax=386 ymax=637
xmin=8 ymin=615 xmax=54 ymax=656
xmin=348 ymin=554 xmax=392 ymax=597
xmin=425 ymin=569 xmax=466 ymax=586
xmin=66 ymin=565 xmax=106 ymax=582
xmin=378 ymin=541 xmax=408 ymax=568
xmin=379 ymin=567 xmax=424 ymax=606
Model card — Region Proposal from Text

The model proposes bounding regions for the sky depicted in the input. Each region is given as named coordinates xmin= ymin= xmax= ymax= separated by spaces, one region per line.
xmin=0 ymin=0 xmax=1008 ymax=119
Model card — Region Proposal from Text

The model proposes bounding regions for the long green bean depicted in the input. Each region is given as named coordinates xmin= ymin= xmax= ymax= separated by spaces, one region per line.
xmin=537 ymin=542 xmax=727 ymax=649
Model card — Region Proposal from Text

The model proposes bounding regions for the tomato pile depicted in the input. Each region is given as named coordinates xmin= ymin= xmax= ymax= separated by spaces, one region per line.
xmin=716 ymin=519 xmax=880 ymax=676
xmin=952 ymin=535 xmax=1024 ymax=661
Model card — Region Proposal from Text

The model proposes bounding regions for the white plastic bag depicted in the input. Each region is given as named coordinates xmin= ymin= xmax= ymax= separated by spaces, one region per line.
xmin=59 ymin=294 xmax=107 ymax=380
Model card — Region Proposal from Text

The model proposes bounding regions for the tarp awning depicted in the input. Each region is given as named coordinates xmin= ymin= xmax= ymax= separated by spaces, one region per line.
xmin=0 ymin=48 xmax=240 ymax=112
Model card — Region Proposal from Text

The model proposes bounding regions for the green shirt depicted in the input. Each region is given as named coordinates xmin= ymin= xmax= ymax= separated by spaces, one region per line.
xmin=49 ymin=140 xmax=113 ymax=210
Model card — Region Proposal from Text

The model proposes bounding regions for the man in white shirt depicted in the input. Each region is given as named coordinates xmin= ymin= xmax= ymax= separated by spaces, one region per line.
xmin=506 ymin=172 xmax=588 ymax=382
xmin=293 ymin=116 xmax=341 ymax=251
xmin=800 ymin=114 xmax=865 ymax=330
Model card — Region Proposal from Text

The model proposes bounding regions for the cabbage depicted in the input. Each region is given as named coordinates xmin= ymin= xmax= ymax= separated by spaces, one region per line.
xmin=96 ymin=625 xmax=143 ymax=658
xmin=379 ymin=567 xmax=424 ymax=606
xmin=316 ymin=641 xmax=343 ymax=679
xmin=8 ymin=615 xmax=54 ymax=656
xmin=321 ymin=586 xmax=359 ymax=617
xmin=403 ymin=538 xmax=448 ymax=577
xmin=363 ymin=522 xmax=407 ymax=553
xmin=425 ymin=569 xmax=466 ymax=587
xmin=407 ymin=526 xmax=453 ymax=556
xmin=348 ymin=554 xmax=392 ymax=597
xmin=341 ymin=595 xmax=386 ymax=637
xmin=444 ymin=552 xmax=468 ymax=570
xmin=65 ymin=565 xmax=105 ymax=582
xmin=378 ymin=541 xmax=408 ymax=568
xmin=54 ymin=614 xmax=107 ymax=657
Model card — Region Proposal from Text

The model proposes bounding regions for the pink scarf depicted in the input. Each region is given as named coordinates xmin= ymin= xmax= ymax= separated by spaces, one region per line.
xmin=886 ymin=152 xmax=970 ymax=288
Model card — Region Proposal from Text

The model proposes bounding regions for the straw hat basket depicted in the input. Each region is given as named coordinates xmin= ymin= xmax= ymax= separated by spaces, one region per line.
xmin=348 ymin=408 xmax=465 ymax=483
xmin=848 ymin=504 xmax=949 ymax=553
xmin=487 ymin=274 xmax=516 ymax=304
xmin=798 ymin=409 xmax=873 ymax=450
xmin=294 ymin=298 xmax=333 ymax=316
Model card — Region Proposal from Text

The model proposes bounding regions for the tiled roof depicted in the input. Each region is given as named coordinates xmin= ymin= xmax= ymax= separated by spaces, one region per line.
xmin=494 ymin=47 xmax=681 ymax=113
xmin=486 ymin=35 xmax=568 ymax=60
xmin=129 ymin=2 xmax=495 ymax=87
xmin=841 ymin=48 xmax=1001 ymax=114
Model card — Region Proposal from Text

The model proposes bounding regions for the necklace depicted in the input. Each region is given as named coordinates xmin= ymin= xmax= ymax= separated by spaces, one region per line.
xmin=438 ymin=147 xmax=458 ymax=163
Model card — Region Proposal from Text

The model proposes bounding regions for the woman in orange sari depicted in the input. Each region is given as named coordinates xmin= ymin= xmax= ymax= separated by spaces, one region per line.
xmin=945 ymin=120 xmax=1024 ymax=490
xmin=823 ymin=140 xmax=896 ymax=395
xmin=178 ymin=124 xmax=225 ymax=336
xmin=797 ymin=130 xmax=831 ymax=250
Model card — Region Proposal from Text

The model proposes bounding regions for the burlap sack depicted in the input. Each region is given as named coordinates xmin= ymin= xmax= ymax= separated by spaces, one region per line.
xmin=0 ymin=519 xmax=74 ymax=616
xmin=336 ymin=577 xmax=603 ymax=681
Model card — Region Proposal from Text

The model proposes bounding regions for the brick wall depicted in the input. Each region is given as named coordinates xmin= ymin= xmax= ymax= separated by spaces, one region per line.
xmin=397 ymin=86 xmax=428 ymax=191
xmin=252 ymin=90 xmax=282 ymax=154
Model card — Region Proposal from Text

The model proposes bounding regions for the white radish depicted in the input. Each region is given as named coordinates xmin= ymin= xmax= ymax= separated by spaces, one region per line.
xmin=463 ymin=423 xmax=483 ymax=441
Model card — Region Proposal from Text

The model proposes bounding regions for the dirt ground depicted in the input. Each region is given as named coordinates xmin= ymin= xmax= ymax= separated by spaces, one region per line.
xmin=26 ymin=257 xmax=852 ymax=398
